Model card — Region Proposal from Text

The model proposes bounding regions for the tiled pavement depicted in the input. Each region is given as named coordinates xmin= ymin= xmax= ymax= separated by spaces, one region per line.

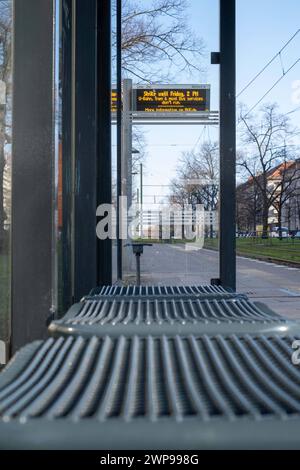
xmin=127 ymin=243 xmax=300 ymax=320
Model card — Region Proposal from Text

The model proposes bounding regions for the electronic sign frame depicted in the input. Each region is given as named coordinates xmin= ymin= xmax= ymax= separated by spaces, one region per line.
xmin=111 ymin=85 xmax=211 ymax=116
xmin=132 ymin=84 xmax=210 ymax=114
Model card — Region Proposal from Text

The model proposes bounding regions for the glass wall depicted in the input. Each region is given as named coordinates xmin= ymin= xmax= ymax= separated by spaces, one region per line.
xmin=236 ymin=0 xmax=300 ymax=317
xmin=0 ymin=0 xmax=12 ymax=347
xmin=111 ymin=0 xmax=118 ymax=282
xmin=55 ymin=0 xmax=69 ymax=317
xmin=54 ymin=0 xmax=62 ymax=316
xmin=120 ymin=0 xmax=220 ymax=286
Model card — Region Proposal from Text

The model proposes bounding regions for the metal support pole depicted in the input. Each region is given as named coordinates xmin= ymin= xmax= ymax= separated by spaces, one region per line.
xmin=136 ymin=254 xmax=141 ymax=286
xmin=122 ymin=79 xmax=133 ymax=273
xmin=140 ymin=163 xmax=143 ymax=237
xmin=159 ymin=211 xmax=163 ymax=241
xmin=96 ymin=0 xmax=112 ymax=285
xmin=61 ymin=0 xmax=73 ymax=312
xmin=73 ymin=0 xmax=97 ymax=300
xmin=219 ymin=0 xmax=236 ymax=290
xmin=122 ymin=79 xmax=133 ymax=204
xmin=148 ymin=210 xmax=151 ymax=239
xmin=116 ymin=0 xmax=122 ymax=280
xmin=12 ymin=0 xmax=54 ymax=352
xmin=140 ymin=163 xmax=143 ymax=206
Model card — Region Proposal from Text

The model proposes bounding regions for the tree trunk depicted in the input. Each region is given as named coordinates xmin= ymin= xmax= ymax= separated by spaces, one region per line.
xmin=253 ymin=204 xmax=257 ymax=233
xmin=262 ymin=197 xmax=269 ymax=239
xmin=252 ymin=190 xmax=257 ymax=233
xmin=287 ymin=206 xmax=291 ymax=232
xmin=278 ymin=206 xmax=282 ymax=240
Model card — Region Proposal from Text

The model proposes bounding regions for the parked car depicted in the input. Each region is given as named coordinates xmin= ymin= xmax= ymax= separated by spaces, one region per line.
xmin=294 ymin=231 xmax=300 ymax=239
xmin=289 ymin=230 xmax=297 ymax=238
xmin=270 ymin=227 xmax=289 ymax=238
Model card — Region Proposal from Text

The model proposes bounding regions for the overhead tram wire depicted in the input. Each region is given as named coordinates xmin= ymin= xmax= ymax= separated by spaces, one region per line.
xmin=192 ymin=125 xmax=207 ymax=153
xmin=237 ymin=29 xmax=300 ymax=99
xmin=285 ymin=105 xmax=300 ymax=116
xmin=242 ymin=56 xmax=300 ymax=120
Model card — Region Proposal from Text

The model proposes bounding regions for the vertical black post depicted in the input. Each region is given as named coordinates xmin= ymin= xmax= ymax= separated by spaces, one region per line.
xmin=61 ymin=0 xmax=73 ymax=311
xmin=116 ymin=0 xmax=122 ymax=279
xmin=219 ymin=0 xmax=236 ymax=290
xmin=140 ymin=163 xmax=143 ymax=206
xmin=140 ymin=163 xmax=143 ymax=238
xmin=12 ymin=0 xmax=54 ymax=352
xmin=73 ymin=0 xmax=97 ymax=301
xmin=97 ymin=0 xmax=112 ymax=285
xmin=159 ymin=212 xmax=163 ymax=241
xmin=136 ymin=254 xmax=141 ymax=286
xmin=148 ymin=210 xmax=151 ymax=239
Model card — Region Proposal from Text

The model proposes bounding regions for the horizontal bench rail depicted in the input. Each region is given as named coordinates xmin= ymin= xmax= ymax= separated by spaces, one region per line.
xmin=49 ymin=297 xmax=292 ymax=337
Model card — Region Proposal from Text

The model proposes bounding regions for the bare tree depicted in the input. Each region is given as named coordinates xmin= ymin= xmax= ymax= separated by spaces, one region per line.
xmin=169 ymin=141 xmax=219 ymax=237
xmin=171 ymin=141 xmax=219 ymax=207
xmin=236 ymin=179 xmax=261 ymax=232
xmin=271 ymin=157 xmax=300 ymax=238
xmin=112 ymin=0 xmax=207 ymax=200
xmin=132 ymin=126 xmax=147 ymax=169
xmin=117 ymin=0 xmax=205 ymax=82
xmin=169 ymin=181 xmax=188 ymax=207
xmin=0 ymin=0 xmax=11 ymax=252
xmin=296 ymin=197 xmax=300 ymax=230
xmin=238 ymin=103 xmax=299 ymax=238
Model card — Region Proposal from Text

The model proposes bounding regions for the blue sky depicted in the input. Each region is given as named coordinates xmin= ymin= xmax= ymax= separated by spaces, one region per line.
xmin=134 ymin=0 xmax=300 ymax=209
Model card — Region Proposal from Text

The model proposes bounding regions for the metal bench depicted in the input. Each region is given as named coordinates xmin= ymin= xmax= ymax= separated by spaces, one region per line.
xmin=49 ymin=296 xmax=296 ymax=338
xmin=1 ymin=334 xmax=300 ymax=449
xmin=87 ymin=284 xmax=242 ymax=298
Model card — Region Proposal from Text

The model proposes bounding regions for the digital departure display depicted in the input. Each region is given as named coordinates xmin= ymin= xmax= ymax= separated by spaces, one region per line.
xmin=134 ymin=86 xmax=210 ymax=113
xmin=111 ymin=86 xmax=211 ymax=114
xmin=111 ymin=90 xmax=117 ymax=112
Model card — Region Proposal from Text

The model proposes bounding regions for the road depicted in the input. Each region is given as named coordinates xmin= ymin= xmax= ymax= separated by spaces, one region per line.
xmin=138 ymin=243 xmax=300 ymax=320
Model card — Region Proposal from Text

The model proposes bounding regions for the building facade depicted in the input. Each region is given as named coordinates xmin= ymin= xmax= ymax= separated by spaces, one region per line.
xmin=236 ymin=159 xmax=300 ymax=233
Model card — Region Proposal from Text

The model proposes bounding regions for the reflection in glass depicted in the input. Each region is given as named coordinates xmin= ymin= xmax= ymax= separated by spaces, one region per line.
xmin=0 ymin=0 xmax=12 ymax=343
xmin=111 ymin=0 xmax=118 ymax=282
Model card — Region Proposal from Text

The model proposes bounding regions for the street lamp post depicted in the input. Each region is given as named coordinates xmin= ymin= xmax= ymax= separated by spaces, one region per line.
xmin=140 ymin=163 xmax=143 ymax=237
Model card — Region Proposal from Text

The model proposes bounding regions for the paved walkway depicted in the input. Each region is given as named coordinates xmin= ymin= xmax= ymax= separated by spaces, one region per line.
xmin=137 ymin=243 xmax=300 ymax=320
